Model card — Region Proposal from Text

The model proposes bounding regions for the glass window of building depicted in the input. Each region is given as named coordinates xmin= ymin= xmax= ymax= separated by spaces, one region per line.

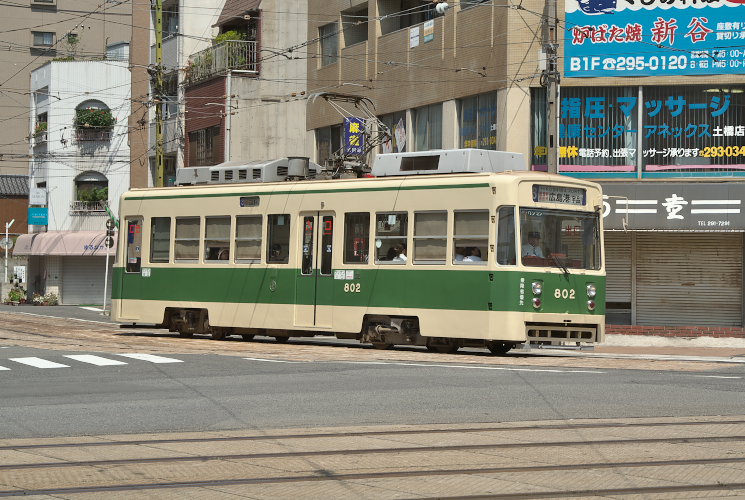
xmin=319 ymin=22 xmax=339 ymax=66
xmin=459 ymin=92 xmax=497 ymax=150
xmin=379 ymin=111 xmax=407 ymax=153
xmin=342 ymin=5 xmax=368 ymax=46
xmin=413 ymin=103 xmax=442 ymax=151
xmin=316 ymin=124 xmax=343 ymax=166
xmin=379 ymin=0 xmax=435 ymax=35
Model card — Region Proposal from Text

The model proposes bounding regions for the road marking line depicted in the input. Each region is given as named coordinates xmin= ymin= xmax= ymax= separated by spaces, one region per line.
xmin=10 ymin=357 xmax=70 ymax=369
xmin=116 ymin=353 xmax=183 ymax=364
xmin=243 ymin=357 xmax=303 ymax=363
xmin=692 ymin=375 xmax=741 ymax=379
xmin=79 ymin=307 xmax=103 ymax=312
xmin=335 ymin=361 xmax=603 ymax=374
xmin=64 ymin=355 xmax=128 ymax=366
xmin=0 ymin=365 xmax=9 ymax=371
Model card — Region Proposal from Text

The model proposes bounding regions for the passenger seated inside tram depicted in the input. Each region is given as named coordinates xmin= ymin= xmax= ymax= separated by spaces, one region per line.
xmin=392 ymin=244 xmax=407 ymax=262
xmin=218 ymin=248 xmax=229 ymax=260
xmin=269 ymin=243 xmax=283 ymax=262
xmin=454 ymin=247 xmax=466 ymax=262
xmin=463 ymin=247 xmax=482 ymax=262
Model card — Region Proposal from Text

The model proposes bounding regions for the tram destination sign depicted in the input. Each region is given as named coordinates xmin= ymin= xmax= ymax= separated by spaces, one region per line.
xmin=601 ymin=182 xmax=745 ymax=230
xmin=532 ymin=184 xmax=586 ymax=206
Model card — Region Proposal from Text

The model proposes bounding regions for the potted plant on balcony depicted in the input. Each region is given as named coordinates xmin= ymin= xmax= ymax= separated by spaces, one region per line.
xmin=74 ymin=108 xmax=115 ymax=129
xmin=34 ymin=121 xmax=48 ymax=137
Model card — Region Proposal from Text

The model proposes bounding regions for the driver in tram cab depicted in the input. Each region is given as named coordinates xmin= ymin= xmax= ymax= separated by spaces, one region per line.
xmin=522 ymin=232 xmax=544 ymax=258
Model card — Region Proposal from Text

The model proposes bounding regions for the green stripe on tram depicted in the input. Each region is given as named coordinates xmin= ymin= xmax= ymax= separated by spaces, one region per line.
xmin=112 ymin=267 xmax=605 ymax=315
xmin=123 ymin=183 xmax=492 ymax=201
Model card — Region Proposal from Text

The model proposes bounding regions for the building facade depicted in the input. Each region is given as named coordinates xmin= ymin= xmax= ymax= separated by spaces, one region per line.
xmin=13 ymin=58 xmax=131 ymax=305
xmin=181 ymin=0 xmax=311 ymax=171
xmin=0 ymin=0 xmax=131 ymax=176
xmin=306 ymin=0 xmax=745 ymax=332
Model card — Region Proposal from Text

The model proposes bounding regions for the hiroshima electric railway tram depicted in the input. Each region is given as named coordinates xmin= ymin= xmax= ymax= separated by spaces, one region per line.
xmin=111 ymin=150 xmax=605 ymax=354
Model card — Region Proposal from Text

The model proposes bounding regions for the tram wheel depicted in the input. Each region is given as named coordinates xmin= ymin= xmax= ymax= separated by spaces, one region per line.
xmin=371 ymin=342 xmax=393 ymax=350
xmin=178 ymin=331 xmax=193 ymax=338
xmin=274 ymin=336 xmax=290 ymax=343
xmin=486 ymin=341 xmax=513 ymax=355
xmin=211 ymin=328 xmax=227 ymax=341
xmin=241 ymin=334 xmax=255 ymax=341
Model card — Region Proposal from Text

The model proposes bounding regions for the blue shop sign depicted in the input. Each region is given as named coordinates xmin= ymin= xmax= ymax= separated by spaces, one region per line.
xmin=344 ymin=117 xmax=365 ymax=155
xmin=28 ymin=207 xmax=48 ymax=226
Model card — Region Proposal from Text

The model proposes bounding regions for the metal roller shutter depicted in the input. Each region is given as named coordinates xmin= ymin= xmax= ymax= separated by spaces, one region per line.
xmin=636 ymin=233 xmax=742 ymax=327
xmin=61 ymin=256 xmax=114 ymax=305
xmin=605 ymin=232 xmax=632 ymax=303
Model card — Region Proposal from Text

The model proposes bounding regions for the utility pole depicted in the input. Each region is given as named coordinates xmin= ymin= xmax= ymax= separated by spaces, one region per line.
xmin=543 ymin=0 xmax=560 ymax=174
xmin=154 ymin=0 xmax=165 ymax=187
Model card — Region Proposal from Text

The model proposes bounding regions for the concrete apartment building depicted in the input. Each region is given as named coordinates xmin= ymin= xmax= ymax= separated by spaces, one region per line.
xmin=150 ymin=0 xmax=310 ymax=184
xmin=13 ymin=56 xmax=131 ymax=304
xmin=306 ymin=0 xmax=745 ymax=332
xmin=0 ymin=0 xmax=131 ymax=176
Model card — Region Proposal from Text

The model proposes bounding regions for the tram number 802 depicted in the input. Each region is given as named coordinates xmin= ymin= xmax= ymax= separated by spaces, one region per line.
xmin=344 ymin=282 xmax=361 ymax=293
xmin=554 ymin=288 xmax=576 ymax=299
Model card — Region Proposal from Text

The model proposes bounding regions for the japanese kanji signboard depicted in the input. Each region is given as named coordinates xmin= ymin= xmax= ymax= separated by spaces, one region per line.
xmin=565 ymin=0 xmax=745 ymax=77
xmin=601 ymin=182 xmax=745 ymax=230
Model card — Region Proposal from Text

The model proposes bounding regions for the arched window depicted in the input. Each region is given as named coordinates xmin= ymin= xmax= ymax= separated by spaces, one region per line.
xmin=74 ymin=171 xmax=108 ymax=208
xmin=74 ymin=100 xmax=115 ymax=142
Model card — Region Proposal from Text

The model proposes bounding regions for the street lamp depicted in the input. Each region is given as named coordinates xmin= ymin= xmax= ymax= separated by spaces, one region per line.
xmin=4 ymin=218 xmax=15 ymax=284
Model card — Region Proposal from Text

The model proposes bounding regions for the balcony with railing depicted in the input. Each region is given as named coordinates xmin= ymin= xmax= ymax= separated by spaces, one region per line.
xmin=69 ymin=200 xmax=108 ymax=214
xmin=185 ymin=40 xmax=258 ymax=86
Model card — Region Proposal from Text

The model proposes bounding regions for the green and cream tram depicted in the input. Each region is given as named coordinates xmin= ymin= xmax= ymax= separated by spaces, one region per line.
xmin=112 ymin=151 xmax=605 ymax=354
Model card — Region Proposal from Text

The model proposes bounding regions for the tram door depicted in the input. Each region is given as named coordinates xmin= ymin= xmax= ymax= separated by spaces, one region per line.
xmin=294 ymin=212 xmax=334 ymax=328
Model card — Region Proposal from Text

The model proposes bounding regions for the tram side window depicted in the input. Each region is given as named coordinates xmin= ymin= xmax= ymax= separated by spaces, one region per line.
xmin=174 ymin=217 xmax=200 ymax=261
xmin=496 ymin=207 xmax=516 ymax=265
xmin=204 ymin=216 xmax=231 ymax=261
xmin=267 ymin=214 xmax=290 ymax=264
xmin=125 ymin=217 xmax=143 ymax=273
xmin=235 ymin=215 xmax=262 ymax=262
xmin=453 ymin=210 xmax=488 ymax=264
xmin=150 ymin=217 xmax=171 ymax=263
xmin=344 ymin=212 xmax=370 ymax=264
xmin=413 ymin=211 xmax=446 ymax=264
xmin=375 ymin=212 xmax=408 ymax=263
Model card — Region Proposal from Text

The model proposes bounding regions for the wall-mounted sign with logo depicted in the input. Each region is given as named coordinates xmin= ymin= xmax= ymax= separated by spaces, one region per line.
xmin=565 ymin=0 xmax=745 ymax=77
xmin=601 ymin=182 xmax=745 ymax=230
xmin=28 ymin=207 xmax=48 ymax=226
xmin=29 ymin=187 xmax=47 ymax=206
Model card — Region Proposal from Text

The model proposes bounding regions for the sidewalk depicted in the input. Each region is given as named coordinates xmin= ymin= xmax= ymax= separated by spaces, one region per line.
xmin=595 ymin=333 xmax=745 ymax=361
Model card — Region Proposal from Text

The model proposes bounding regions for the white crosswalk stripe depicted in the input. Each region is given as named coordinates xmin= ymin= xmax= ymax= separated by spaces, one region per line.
xmin=0 ymin=365 xmax=9 ymax=371
xmin=63 ymin=354 xmax=128 ymax=366
xmin=10 ymin=357 xmax=70 ymax=369
xmin=115 ymin=353 xmax=183 ymax=364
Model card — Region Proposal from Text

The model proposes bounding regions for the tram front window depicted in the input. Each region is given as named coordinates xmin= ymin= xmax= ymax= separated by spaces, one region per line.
xmin=519 ymin=208 xmax=600 ymax=270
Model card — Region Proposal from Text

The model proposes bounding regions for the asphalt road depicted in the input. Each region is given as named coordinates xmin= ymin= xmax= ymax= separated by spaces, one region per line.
xmin=1 ymin=340 xmax=744 ymax=439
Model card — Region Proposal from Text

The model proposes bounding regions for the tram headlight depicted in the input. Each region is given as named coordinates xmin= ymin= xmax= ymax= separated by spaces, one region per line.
xmin=531 ymin=281 xmax=543 ymax=296
xmin=586 ymin=283 xmax=597 ymax=298
xmin=532 ymin=297 xmax=542 ymax=309
xmin=587 ymin=300 xmax=596 ymax=311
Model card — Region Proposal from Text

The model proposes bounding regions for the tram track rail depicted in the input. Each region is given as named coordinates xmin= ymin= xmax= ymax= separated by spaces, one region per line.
xmin=1 ymin=417 xmax=745 ymax=451
xmin=2 ymin=417 xmax=745 ymax=498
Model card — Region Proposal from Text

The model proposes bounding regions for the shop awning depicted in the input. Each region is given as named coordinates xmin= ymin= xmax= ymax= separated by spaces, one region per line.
xmin=13 ymin=231 xmax=116 ymax=257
